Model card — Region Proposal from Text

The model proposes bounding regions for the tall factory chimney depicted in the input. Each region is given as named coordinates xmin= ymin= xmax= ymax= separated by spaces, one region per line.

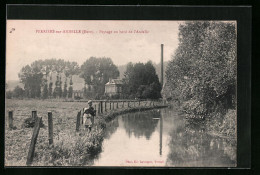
xmin=161 ymin=44 xmax=164 ymax=86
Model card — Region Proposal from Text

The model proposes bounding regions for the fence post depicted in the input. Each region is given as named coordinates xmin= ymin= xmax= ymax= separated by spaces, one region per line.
xmin=101 ymin=101 xmax=103 ymax=113
xmin=82 ymin=108 xmax=84 ymax=124
xmin=76 ymin=111 xmax=81 ymax=132
xmin=26 ymin=117 xmax=42 ymax=165
xmin=8 ymin=111 xmax=13 ymax=129
xmin=48 ymin=112 xmax=53 ymax=145
xmin=105 ymin=101 xmax=107 ymax=112
xmin=110 ymin=101 xmax=111 ymax=110
xmin=32 ymin=111 xmax=37 ymax=120
xmin=139 ymin=100 xmax=140 ymax=106
xmin=117 ymin=102 xmax=118 ymax=109
xmin=122 ymin=101 xmax=124 ymax=108
xmin=128 ymin=101 xmax=130 ymax=108
xmin=112 ymin=102 xmax=114 ymax=110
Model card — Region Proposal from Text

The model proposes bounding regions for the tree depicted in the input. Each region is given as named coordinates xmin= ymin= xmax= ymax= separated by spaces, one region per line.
xmin=13 ymin=85 xmax=24 ymax=98
xmin=63 ymin=80 xmax=68 ymax=98
xmin=80 ymin=57 xmax=119 ymax=96
xmin=164 ymin=21 xmax=236 ymax=116
xmin=68 ymin=77 xmax=73 ymax=98
xmin=42 ymin=83 xmax=48 ymax=99
xmin=19 ymin=63 xmax=43 ymax=98
xmin=123 ymin=61 xmax=161 ymax=99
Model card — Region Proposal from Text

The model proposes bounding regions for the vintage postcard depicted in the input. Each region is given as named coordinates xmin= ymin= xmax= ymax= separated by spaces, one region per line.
xmin=5 ymin=20 xmax=237 ymax=167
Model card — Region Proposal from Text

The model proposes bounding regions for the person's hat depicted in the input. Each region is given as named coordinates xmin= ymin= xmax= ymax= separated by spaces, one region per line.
xmin=88 ymin=100 xmax=93 ymax=104
xmin=84 ymin=108 xmax=88 ymax=112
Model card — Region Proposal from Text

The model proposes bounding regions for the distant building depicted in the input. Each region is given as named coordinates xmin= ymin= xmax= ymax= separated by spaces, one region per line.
xmin=105 ymin=79 xmax=123 ymax=96
xmin=72 ymin=84 xmax=95 ymax=99
xmin=72 ymin=90 xmax=84 ymax=99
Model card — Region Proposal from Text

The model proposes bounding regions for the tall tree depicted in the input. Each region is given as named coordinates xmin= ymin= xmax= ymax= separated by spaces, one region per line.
xmin=80 ymin=57 xmax=119 ymax=96
xmin=164 ymin=21 xmax=236 ymax=115
xmin=123 ymin=61 xmax=161 ymax=99
xmin=19 ymin=63 xmax=43 ymax=98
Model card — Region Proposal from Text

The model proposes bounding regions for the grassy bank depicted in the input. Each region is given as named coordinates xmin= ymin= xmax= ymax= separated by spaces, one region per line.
xmin=167 ymin=100 xmax=236 ymax=140
xmin=5 ymin=99 xmax=167 ymax=166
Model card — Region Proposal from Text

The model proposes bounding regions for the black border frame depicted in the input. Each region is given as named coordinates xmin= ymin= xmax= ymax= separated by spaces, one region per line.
xmin=2 ymin=3 xmax=254 ymax=175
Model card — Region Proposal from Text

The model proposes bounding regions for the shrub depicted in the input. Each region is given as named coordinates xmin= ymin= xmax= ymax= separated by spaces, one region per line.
xmin=23 ymin=117 xmax=45 ymax=128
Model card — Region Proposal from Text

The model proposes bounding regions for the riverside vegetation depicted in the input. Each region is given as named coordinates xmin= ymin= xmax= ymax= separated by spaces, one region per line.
xmin=163 ymin=21 xmax=237 ymax=139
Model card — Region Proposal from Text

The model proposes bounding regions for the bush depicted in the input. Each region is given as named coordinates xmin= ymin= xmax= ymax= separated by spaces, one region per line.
xmin=6 ymin=91 xmax=13 ymax=99
xmin=23 ymin=117 xmax=45 ymax=128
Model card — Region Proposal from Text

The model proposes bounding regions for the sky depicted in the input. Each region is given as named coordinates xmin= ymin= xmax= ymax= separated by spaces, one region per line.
xmin=6 ymin=20 xmax=180 ymax=81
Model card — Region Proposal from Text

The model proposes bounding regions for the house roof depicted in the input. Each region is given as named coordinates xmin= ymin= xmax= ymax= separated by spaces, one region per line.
xmin=105 ymin=79 xmax=123 ymax=85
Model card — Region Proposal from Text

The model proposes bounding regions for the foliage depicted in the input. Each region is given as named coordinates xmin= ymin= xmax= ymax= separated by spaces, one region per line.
xmin=19 ymin=64 xmax=43 ymax=98
xmin=6 ymin=90 xmax=13 ymax=99
xmin=13 ymin=86 xmax=25 ymax=98
xmin=123 ymin=61 xmax=162 ymax=99
xmin=80 ymin=57 xmax=119 ymax=96
xmin=18 ymin=59 xmax=79 ymax=99
xmin=63 ymin=80 xmax=68 ymax=98
xmin=164 ymin=21 xmax=236 ymax=116
xmin=23 ymin=117 xmax=44 ymax=128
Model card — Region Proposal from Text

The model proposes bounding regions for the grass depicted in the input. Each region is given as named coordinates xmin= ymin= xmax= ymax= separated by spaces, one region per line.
xmin=5 ymin=99 xmax=167 ymax=166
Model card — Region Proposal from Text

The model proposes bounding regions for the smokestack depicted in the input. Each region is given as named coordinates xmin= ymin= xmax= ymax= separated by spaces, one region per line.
xmin=161 ymin=44 xmax=164 ymax=86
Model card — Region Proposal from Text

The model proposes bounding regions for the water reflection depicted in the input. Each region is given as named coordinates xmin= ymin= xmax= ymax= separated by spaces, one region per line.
xmin=159 ymin=113 xmax=163 ymax=156
xmin=122 ymin=112 xmax=159 ymax=139
xmin=166 ymin=118 xmax=236 ymax=167
xmin=93 ymin=108 xmax=236 ymax=167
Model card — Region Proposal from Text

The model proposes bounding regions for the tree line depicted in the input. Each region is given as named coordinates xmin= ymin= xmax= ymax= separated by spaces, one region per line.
xmin=163 ymin=21 xmax=236 ymax=118
xmin=6 ymin=57 xmax=162 ymax=100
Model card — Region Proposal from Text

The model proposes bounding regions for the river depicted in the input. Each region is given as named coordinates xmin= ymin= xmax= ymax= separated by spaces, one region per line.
xmin=93 ymin=107 xmax=236 ymax=167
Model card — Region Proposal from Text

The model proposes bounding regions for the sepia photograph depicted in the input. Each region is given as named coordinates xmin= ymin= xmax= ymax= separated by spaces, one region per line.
xmin=5 ymin=20 xmax=237 ymax=167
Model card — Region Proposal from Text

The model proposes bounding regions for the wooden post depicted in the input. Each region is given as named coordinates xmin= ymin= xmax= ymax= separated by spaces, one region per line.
xmin=112 ymin=102 xmax=114 ymax=110
xmin=100 ymin=101 xmax=103 ymax=113
xmin=48 ymin=112 xmax=53 ymax=145
xmin=128 ymin=101 xmax=130 ymax=108
xmin=8 ymin=111 xmax=13 ymax=129
xmin=134 ymin=101 xmax=135 ymax=107
xmin=32 ymin=111 xmax=37 ymax=120
xmin=26 ymin=117 xmax=42 ymax=165
xmin=105 ymin=101 xmax=107 ymax=112
xmin=110 ymin=102 xmax=111 ymax=110
xmin=117 ymin=102 xmax=118 ymax=109
xmin=76 ymin=111 xmax=81 ymax=132
xmin=82 ymin=108 xmax=84 ymax=124
xmin=122 ymin=101 xmax=124 ymax=108
xmin=139 ymin=101 xmax=140 ymax=106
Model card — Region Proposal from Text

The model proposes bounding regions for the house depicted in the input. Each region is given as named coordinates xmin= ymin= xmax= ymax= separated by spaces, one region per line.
xmin=72 ymin=84 xmax=95 ymax=99
xmin=72 ymin=90 xmax=84 ymax=99
xmin=105 ymin=79 xmax=123 ymax=97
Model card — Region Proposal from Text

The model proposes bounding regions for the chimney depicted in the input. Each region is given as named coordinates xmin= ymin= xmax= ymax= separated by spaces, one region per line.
xmin=161 ymin=44 xmax=164 ymax=86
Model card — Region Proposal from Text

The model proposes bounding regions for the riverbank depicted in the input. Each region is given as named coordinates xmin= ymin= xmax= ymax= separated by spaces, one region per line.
xmin=40 ymin=105 xmax=169 ymax=166
xmin=5 ymin=99 xmax=168 ymax=166
xmin=167 ymin=100 xmax=236 ymax=140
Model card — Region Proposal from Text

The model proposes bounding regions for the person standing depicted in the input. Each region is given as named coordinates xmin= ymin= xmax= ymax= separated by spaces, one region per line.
xmin=83 ymin=100 xmax=96 ymax=132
